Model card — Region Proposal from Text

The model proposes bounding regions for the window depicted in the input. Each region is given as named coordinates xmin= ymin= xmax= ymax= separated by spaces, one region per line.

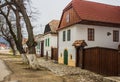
xmin=45 ymin=39 xmax=47 ymax=46
xmin=88 ymin=28 xmax=94 ymax=41
xmin=37 ymin=42 xmax=40 ymax=49
xmin=63 ymin=31 xmax=66 ymax=41
xmin=67 ymin=30 xmax=71 ymax=41
xmin=48 ymin=38 xmax=50 ymax=47
xmin=113 ymin=30 xmax=119 ymax=42
xmin=66 ymin=13 xmax=70 ymax=23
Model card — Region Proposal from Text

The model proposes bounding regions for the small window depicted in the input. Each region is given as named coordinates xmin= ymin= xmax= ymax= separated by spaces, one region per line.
xmin=63 ymin=31 xmax=66 ymax=41
xmin=113 ymin=30 xmax=119 ymax=42
xmin=48 ymin=38 xmax=50 ymax=47
xmin=66 ymin=13 xmax=70 ymax=23
xmin=45 ymin=39 xmax=47 ymax=46
xmin=67 ymin=30 xmax=71 ymax=41
xmin=88 ymin=28 xmax=94 ymax=41
xmin=37 ymin=42 xmax=40 ymax=49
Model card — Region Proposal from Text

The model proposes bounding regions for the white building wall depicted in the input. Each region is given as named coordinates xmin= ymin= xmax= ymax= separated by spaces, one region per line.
xmin=35 ymin=36 xmax=44 ymax=56
xmin=44 ymin=33 xmax=57 ymax=57
xmin=58 ymin=24 xmax=120 ymax=61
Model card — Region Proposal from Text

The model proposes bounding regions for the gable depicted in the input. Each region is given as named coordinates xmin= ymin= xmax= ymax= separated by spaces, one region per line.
xmin=44 ymin=24 xmax=51 ymax=34
xmin=58 ymin=0 xmax=120 ymax=30
xmin=59 ymin=7 xmax=80 ymax=29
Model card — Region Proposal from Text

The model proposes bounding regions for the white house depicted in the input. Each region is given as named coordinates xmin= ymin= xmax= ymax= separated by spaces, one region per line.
xmin=44 ymin=20 xmax=59 ymax=59
xmin=58 ymin=0 xmax=120 ymax=67
xmin=35 ymin=34 xmax=44 ymax=57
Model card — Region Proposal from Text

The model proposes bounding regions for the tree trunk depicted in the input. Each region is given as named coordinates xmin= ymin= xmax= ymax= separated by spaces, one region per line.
xmin=4 ymin=38 xmax=16 ymax=56
xmin=17 ymin=1 xmax=39 ymax=69
xmin=9 ymin=40 xmax=16 ymax=56
xmin=18 ymin=2 xmax=36 ymax=54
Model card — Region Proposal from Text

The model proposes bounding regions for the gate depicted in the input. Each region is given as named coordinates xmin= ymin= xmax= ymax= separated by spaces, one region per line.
xmin=84 ymin=47 xmax=120 ymax=76
xmin=51 ymin=48 xmax=58 ymax=61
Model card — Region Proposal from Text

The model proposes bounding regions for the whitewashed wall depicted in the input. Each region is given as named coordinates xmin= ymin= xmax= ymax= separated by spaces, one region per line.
xmin=35 ymin=36 xmax=44 ymax=56
xmin=44 ymin=33 xmax=57 ymax=57
xmin=58 ymin=24 xmax=120 ymax=61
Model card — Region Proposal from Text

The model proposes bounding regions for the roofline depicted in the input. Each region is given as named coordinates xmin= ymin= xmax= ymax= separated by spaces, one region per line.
xmin=58 ymin=20 xmax=120 ymax=31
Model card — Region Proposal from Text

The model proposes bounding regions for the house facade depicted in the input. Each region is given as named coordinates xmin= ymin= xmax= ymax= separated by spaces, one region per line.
xmin=35 ymin=34 xmax=44 ymax=57
xmin=58 ymin=0 xmax=120 ymax=67
xmin=44 ymin=20 xmax=59 ymax=59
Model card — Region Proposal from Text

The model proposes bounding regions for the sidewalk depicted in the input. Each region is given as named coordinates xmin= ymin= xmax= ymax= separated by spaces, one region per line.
xmin=0 ymin=59 xmax=12 ymax=82
xmin=105 ymin=77 xmax=120 ymax=82
xmin=38 ymin=57 xmax=116 ymax=82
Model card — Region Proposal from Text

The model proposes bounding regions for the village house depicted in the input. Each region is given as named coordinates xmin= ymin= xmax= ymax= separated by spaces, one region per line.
xmin=35 ymin=34 xmax=44 ymax=57
xmin=43 ymin=20 xmax=59 ymax=60
xmin=0 ymin=43 xmax=8 ymax=50
xmin=58 ymin=0 xmax=120 ymax=76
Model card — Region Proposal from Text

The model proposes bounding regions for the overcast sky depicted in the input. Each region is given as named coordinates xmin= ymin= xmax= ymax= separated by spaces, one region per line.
xmin=31 ymin=0 xmax=120 ymax=35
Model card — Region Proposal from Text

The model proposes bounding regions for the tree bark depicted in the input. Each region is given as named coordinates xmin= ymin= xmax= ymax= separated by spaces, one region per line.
xmin=4 ymin=38 xmax=16 ymax=55
xmin=16 ymin=1 xmax=36 ymax=54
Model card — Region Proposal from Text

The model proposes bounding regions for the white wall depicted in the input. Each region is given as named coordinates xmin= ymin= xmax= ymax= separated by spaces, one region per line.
xmin=44 ymin=33 xmax=57 ymax=57
xmin=58 ymin=24 xmax=120 ymax=61
xmin=35 ymin=36 xmax=44 ymax=55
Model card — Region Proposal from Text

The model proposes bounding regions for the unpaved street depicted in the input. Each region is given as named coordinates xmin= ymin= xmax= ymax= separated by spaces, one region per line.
xmin=0 ymin=54 xmax=113 ymax=82
xmin=0 ymin=54 xmax=63 ymax=82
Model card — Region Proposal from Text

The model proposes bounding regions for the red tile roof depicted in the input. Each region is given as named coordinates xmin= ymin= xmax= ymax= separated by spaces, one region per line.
xmin=64 ymin=0 xmax=120 ymax=24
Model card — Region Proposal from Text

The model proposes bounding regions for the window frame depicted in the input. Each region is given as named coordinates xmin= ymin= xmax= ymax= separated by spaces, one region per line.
xmin=45 ymin=39 xmax=47 ymax=46
xmin=67 ymin=29 xmax=71 ymax=41
xmin=48 ymin=38 xmax=50 ymax=47
xmin=113 ymin=30 xmax=119 ymax=42
xmin=66 ymin=13 xmax=70 ymax=23
xmin=63 ymin=31 xmax=66 ymax=41
xmin=88 ymin=28 xmax=95 ymax=41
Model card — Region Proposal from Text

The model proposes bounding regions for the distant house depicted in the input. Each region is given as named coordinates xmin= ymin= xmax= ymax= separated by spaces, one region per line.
xmin=35 ymin=34 xmax=44 ymax=57
xmin=0 ymin=43 xmax=7 ymax=50
xmin=44 ymin=20 xmax=59 ymax=60
xmin=58 ymin=0 xmax=120 ymax=76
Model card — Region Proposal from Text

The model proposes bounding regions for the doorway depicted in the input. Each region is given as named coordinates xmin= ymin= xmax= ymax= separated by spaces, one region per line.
xmin=64 ymin=49 xmax=68 ymax=65
xmin=76 ymin=47 xmax=84 ymax=68
xmin=41 ymin=41 xmax=44 ymax=57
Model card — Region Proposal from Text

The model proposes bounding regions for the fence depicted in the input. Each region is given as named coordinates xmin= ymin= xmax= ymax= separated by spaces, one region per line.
xmin=83 ymin=47 xmax=120 ymax=76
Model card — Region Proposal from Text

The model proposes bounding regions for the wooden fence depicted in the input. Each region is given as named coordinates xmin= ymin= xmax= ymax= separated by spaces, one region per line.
xmin=83 ymin=47 xmax=120 ymax=76
xmin=51 ymin=48 xmax=58 ymax=61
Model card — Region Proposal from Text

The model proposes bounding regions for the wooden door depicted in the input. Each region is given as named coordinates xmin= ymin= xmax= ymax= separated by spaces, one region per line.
xmin=76 ymin=47 xmax=84 ymax=68
xmin=51 ymin=48 xmax=58 ymax=61
xmin=64 ymin=50 xmax=68 ymax=65
xmin=41 ymin=41 xmax=44 ymax=57
xmin=118 ymin=53 xmax=120 ymax=76
xmin=51 ymin=48 xmax=53 ymax=59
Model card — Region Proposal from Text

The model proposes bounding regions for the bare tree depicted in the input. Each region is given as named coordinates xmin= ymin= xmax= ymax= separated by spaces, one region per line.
xmin=0 ymin=0 xmax=39 ymax=69
xmin=0 ymin=24 xmax=16 ymax=55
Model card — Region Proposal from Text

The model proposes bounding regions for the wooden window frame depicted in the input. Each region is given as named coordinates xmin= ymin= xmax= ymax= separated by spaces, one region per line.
xmin=88 ymin=28 xmax=94 ymax=41
xmin=63 ymin=31 xmax=66 ymax=41
xmin=67 ymin=29 xmax=71 ymax=41
xmin=113 ymin=30 xmax=119 ymax=42
xmin=45 ymin=39 xmax=47 ymax=47
xmin=66 ymin=13 xmax=70 ymax=23
xmin=48 ymin=38 xmax=50 ymax=47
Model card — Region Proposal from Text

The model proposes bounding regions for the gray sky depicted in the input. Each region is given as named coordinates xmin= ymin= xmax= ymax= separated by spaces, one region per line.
xmin=31 ymin=0 xmax=120 ymax=35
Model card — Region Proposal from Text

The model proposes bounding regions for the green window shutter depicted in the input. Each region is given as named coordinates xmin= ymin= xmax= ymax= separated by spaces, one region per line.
xmin=48 ymin=38 xmax=50 ymax=47
xmin=63 ymin=31 xmax=66 ymax=41
xmin=37 ymin=42 xmax=40 ymax=49
xmin=67 ymin=30 xmax=71 ymax=41
xmin=45 ymin=39 xmax=47 ymax=46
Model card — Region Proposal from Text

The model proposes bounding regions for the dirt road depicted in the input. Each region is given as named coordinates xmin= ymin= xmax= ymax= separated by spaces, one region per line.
xmin=0 ymin=54 xmax=63 ymax=82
